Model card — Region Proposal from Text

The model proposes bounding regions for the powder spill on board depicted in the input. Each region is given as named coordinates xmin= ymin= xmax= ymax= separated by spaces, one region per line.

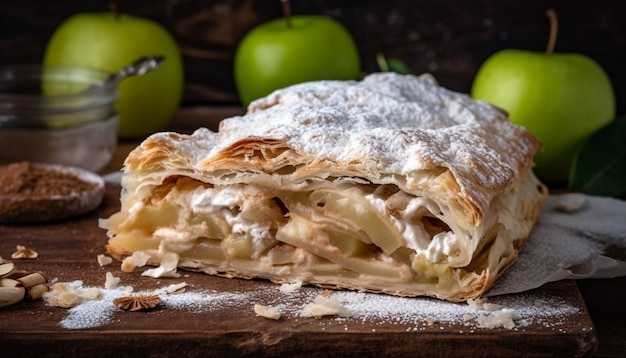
xmin=54 ymin=281 xmax=249 ymax=330
xmin=50 ymin=278 xmax=580 ymax=331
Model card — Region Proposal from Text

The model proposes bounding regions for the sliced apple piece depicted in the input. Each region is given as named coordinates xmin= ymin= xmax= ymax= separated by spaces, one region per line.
xmin=309 ymin=187 xmax=405 ymax=254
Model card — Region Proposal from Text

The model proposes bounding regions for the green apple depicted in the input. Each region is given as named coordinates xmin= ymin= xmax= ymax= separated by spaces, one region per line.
xmin=234 ymin=15 xmax=360 ymax=107
xmin=44 ymin=11 xmax=184 ymax=139
xmin=471 ymin=50 xmax=615 ymax=183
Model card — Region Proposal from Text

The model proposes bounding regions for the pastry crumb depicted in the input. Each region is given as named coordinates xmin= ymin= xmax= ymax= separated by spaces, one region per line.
xmin=104 ymin=272 xmax=120 ymax=290
xmin=154 ymin=282 xmax=188 ymax=295
xmin=467 ymin=297 xmax=502 ymax=311
xmin=300 ymin=293 xmax=352 ymax=318
xmin=43 ymin=282 xmax=102 ymax=308
xmin=121 ymin=251 xmax=151 ymax=272
xmin=97 ymin=254 xmax=113 ymax=267
xmin=141 ymin=265 xmax=181 ymax=278
xmin=254 ymin=304 xmax=282 ymax=320
xmin=467 ymin=297 xmax=519 ymax=329
xmin=475 ymin=308 xmax=521 ymax=329
xmin=279 ymin=280 xmax=303 ymax=294
xmin=554 ymin=193 xmax=586 ymax=213
xmin=141 ymin=252 xmax=180 ymax=278
xmin=463 ymin=313 xmax=477 ymax=322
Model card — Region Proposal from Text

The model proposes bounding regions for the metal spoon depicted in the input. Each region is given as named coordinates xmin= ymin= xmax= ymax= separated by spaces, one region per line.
xmin=100 ymin=56 xmax=165 ymax=87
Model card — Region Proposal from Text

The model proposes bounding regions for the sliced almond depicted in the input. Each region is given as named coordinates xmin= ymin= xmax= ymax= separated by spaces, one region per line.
xmin=0 ymin=278 xmax=22 ymax=288
xmin=0 ymin=286 xmax=25 ymax=307
xmin=0 ymin=262 xmax=15 ymax=278
xmin=11 ymin=245 xmax=38 ymax=260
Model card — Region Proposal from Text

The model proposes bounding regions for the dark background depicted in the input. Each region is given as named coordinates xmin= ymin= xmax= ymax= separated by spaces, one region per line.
xmin=1 ymin=0 xmax=624 ymax=114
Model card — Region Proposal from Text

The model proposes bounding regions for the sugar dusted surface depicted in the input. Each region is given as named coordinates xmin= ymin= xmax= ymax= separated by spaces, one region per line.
xmin=223 ymin=72 xmax=535 ymax=186
xmin=53 ymin=278 xmax=582 ymax=332
xmin=141 ymin=72 xmax=539 ymax=211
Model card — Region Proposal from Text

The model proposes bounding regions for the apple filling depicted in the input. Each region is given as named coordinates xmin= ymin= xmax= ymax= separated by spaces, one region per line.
xmin=105 ymin=175 xmax=504 ymax=294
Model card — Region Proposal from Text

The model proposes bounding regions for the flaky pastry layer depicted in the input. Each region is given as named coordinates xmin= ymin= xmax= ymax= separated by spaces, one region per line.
xmin=102 ymin=73 xmax=547 ymax=302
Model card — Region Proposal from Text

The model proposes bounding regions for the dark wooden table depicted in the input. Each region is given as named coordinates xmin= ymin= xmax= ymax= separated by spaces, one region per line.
xmin=1 ymin=107 xmax=624 ymax=357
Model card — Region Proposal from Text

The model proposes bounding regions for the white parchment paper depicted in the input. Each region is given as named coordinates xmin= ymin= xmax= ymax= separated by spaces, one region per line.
xmin=487 ymin=193 xmax=626 ymax=296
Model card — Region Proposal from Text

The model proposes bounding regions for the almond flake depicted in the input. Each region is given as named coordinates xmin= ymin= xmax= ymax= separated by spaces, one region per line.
xmin=0 ymin=262 xmax=15 ymax=277
xmin=11 ymin=245 xmax=38 ymax=259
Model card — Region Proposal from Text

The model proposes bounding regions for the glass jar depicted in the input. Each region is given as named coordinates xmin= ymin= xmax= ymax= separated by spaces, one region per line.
xmin=0 ymin=65 xmax=118 ymax=172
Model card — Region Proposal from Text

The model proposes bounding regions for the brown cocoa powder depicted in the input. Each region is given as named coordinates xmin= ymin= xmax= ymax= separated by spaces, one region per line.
xmin=0 ymin=162 xmax=97 ymax=198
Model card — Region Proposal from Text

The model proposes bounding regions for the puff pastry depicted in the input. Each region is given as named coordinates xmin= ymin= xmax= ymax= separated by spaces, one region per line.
xmin=101 ymin=73 xmax=547 ymax=302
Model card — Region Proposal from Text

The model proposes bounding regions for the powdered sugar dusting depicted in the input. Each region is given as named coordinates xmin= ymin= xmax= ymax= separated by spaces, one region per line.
xmin=49 ymin=277 xmax=582 ymax=332
xmin=315 ymin=290 xmax=580 ymax=330
xmin=160 ymin=290 xmax=249 ymax=312
xmin=235 ymin=73 xmax=538 ymax=197
xmin=59 ymin=284 xmax=130 ymax=330
xmin=138 ymin=72 xmax=540 ymax=213
xmin=52 ymin=281 xmax=250 ymax=329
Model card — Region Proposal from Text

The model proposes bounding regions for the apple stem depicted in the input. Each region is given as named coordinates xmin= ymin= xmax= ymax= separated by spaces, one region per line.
xmin=545 ymin=8 xmax=558 ymax=56
xmin=109 ymin=2 xmax=121 ymax=19
xmin=281 ymin=0 xmax=293 ymax=28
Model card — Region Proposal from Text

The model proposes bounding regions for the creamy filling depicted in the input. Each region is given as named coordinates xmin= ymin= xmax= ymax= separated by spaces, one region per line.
xmin=102 ymin=175 xmax=496 ymax=294
xmin=191 ymin=185 xmax=276 ymax=259
xmin=107 ymin=176 xmax=473 ymax=287
xmin=363 ymin=192 xmax=459 ymax=262
xmin=182 ymin=183 xmax=458 ymax=264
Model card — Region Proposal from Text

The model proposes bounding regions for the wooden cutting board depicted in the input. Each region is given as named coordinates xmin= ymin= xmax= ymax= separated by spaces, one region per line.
xmin=0 ymin=184 xmax=597 ymax=357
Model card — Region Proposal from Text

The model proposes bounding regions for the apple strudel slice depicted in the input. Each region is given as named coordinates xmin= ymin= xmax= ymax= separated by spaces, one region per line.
xmin=101 ymin=72 xmax=547 ymax=302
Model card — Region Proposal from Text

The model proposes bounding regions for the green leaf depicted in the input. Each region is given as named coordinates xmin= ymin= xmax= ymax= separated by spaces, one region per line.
xmin=376 ymin=53 xmax=412 ymax=74
xmin=386 ymin=58 xmax=412 ymax=74
xmin=569 ymin=115 xmax=626 ymax=197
